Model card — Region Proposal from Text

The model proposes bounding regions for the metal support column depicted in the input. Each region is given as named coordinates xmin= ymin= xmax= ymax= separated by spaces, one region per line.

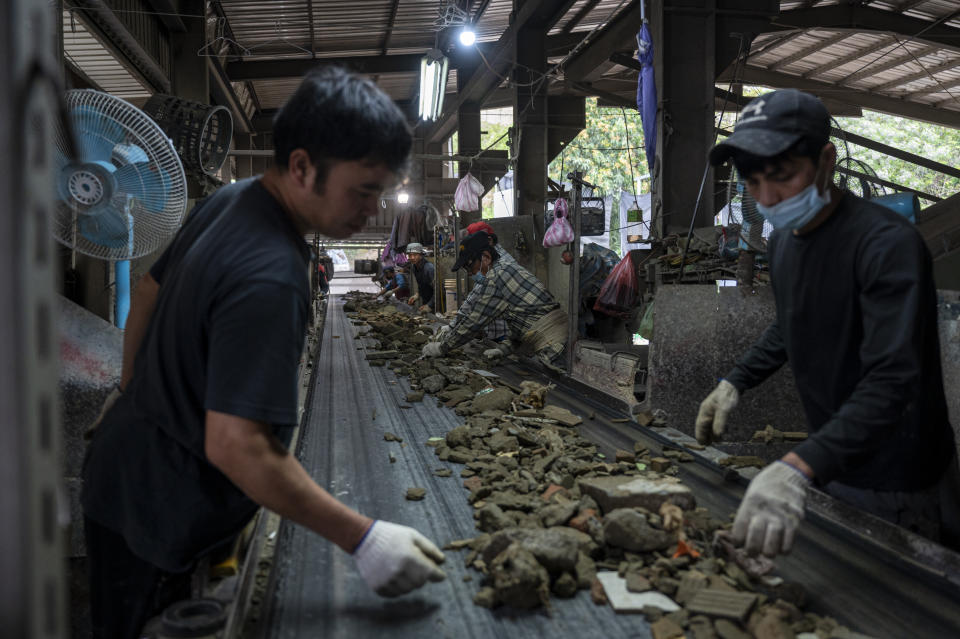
xmin=1 ymin=0 xmax=66 ymax=636
xmin=513 ymin=3 xmax=548 ymax=219
xmin=566 ymin=172 xmax=584 ymax=373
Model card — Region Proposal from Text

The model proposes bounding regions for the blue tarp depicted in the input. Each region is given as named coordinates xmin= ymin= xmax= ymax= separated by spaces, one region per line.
xmin=636 ymin=23 xmax=657 ymax=175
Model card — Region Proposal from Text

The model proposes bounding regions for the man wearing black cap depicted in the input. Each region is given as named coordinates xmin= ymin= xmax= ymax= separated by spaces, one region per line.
xmin=696 ymin=88 xmax=959 ymax=557
xmin=420 ymin=231 xmax=567 ymax=368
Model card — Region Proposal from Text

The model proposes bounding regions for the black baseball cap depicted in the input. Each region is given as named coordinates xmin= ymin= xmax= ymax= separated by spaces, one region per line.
xmin=452 ymin=231 xmax=497 ymax=271
xmin=709 ymin=89 xmax=830 ymax=166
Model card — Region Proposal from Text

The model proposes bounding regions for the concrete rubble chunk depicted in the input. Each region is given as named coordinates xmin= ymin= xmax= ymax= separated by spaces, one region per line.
xmin=689 ymin=615 xmax=719 ymax=639
xmin=603 ymin=509 xmax=675 ymax=552
xmin=445 ymin=426 xmax=471 ymax=449
xmin=687 ymin=588 xmax=758 ymax=622
xmin=551 ymin=572 xmax=579 ymax=598
xmin=489 ymin=543 xmax=551 ymax=609
xmin=421 ymin=374 xmax=446 ymax=394
xmin=471 ymin=387 xmax=516 ymax=413
xmin=477 ymin=504 xmax=514 ymax=532
xmin=383 ymin=432 xmax=403 ymax=443
xmin=675 ymin=569 xmax=709 ymax=604
xmin=405 ymin=390 xmax=425 ymax=402
xmin=650 ymin=457 xmax=673 ymax=473
xmin=714 ymin=619 xmax=751 ymax=639
xmin=651 ymin=617 xmax=686 ymax=639
xmin=578 ymin=475 xmax=696 ymax=514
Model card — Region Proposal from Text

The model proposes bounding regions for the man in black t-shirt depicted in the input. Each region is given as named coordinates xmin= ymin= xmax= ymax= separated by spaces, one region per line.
xmin=82 ymin=68 xmax=446 ymax=638
xmin=404 ymin=242 xmax=435 ymax=312
xmin=696 ymin=89 xmax=959 ymax=557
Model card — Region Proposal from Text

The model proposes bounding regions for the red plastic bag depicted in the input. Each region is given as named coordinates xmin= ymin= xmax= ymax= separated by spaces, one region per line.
xmin=592 ymin=254 xmax=639 ymax=318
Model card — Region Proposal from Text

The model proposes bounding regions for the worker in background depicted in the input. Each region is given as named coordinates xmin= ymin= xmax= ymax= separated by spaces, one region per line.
xmin=421 ymin=231 xmax=567 ymax=369
xmin=404 ymin=242 xmax=435 ymax=312
xmin=82 ymin=67 xmax=446 ymax=639
xmin=439 ymin=221 xmax=511 ymax=343
xmin=317 ymin=260 xmax=330 ymax=296
xmin=696 ymin=88 xmax=959 ymax=556
xmin=378 ymin=265 xmax=409 ymax=302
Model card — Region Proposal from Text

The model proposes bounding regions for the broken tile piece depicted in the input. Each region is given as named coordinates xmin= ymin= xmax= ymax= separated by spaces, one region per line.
xmin=687 ymin=588 xmax=758 ymax=622
xmin=405 ymin=487 xmax=427 ymax=501
xmin=596 ymin=572 xmax=680 ymax=614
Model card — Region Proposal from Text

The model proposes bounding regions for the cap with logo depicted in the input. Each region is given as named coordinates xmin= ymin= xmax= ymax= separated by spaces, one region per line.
xmin=405 ymin=242 xmax=426 ymax=255
xmin=709 ymin=89 xmax=830 ymax=167
xmin=452 ymin=231 xmax=497 ymax=271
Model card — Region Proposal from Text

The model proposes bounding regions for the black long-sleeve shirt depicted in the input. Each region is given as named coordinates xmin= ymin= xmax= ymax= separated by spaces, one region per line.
xmin=726 ymin=191 xmax=953 ymax=491
xmin=410 ymin=260 xmax=436 ymax=310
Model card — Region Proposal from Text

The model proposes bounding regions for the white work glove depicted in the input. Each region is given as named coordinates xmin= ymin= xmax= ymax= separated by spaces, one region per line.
xmin=408 ymin=294 xmax=419 ymax=306
xmin=354 ymin=520 xmax=446 ymax=596
xmin=84 ymin=385 xmax=122 ymax=440
xmin=695 ymin=379 xmax=739 ymax=444
xmin=435 ymin=325 xmax=452 ymax=341
xmin=421 ymin=342 xmax=444 ymax=358
xmin=732 ymin=461 xmax=810 ymax=557
xmin=483 ymin=348 xmax=504 ymax=360
xmin=376 ymin=296 xmax=385 ymax=303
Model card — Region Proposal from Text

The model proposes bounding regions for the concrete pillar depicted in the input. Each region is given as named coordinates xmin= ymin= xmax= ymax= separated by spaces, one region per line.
xmin=456 ymin=56 xmax=482 ymax=181
xmin=651 ymin=0 xmax=716 ymax=236
xmin=513 ymin=11 xmax=548 ymax=220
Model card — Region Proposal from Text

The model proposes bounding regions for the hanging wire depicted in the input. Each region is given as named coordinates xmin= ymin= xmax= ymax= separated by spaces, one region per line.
xmin=620 ymin=107 xmax=652 ymax=238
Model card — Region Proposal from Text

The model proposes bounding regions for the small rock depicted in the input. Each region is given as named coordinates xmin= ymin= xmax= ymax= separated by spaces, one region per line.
xmin=551 ymin=572 xmax=579 ymax=598
xmin=714 ymin=620 xmax=751 ymax=639
xmin=626 ymin=571 xmax=651 ymax=593
xmin=384 ymin=432 xmax=403 ymax=443
xmin=405 ymin=487 xmax=426 ymax=501
xmin=405 ymin=390 xmax=425 ymax=402
xmin=615 ymin=449 xmax=637 ymax=463
xmin=421 ymin=374 xmax=446 ymax=394
xmin=590 ymin=577 xmax=608 ymax=605
xmin=650 ymin=457 xmax=673 ymax=472
xmin=568 ymin=508 xmax=600 ymax=534
xmin=578 ymin=475 xmax=696 ymax=514
xmin=473 ymin=586 xmax=498 ymax=608
xmin=433 ymin=468 xmax=453 ymax=477
xmin=471 ymin=387 xmax=516 ymax=412
xmin=602 ymin=508 xmax=675 ymax=552
xmin=477 ymin=504 xmax=514 ymax=532
xmin=540 ymin=501 xmax=579 ymax=527
xmin=389 ymin=453 xmax=396 ymax=463
xmin=651 ymin=617 xmax=685 ymax=639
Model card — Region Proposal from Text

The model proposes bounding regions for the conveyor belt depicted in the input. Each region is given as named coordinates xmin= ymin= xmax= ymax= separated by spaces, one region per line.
xmin=262 ymin=297 xmax=960 ymax=638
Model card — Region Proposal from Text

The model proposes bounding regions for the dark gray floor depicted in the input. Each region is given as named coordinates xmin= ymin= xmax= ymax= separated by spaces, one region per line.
xmin=264 ymin=297 xmax=960 ymax=639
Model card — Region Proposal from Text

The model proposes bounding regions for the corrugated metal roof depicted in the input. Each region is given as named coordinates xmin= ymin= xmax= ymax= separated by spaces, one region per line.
xmin=62 ymin=9 xmax=151 ymax=100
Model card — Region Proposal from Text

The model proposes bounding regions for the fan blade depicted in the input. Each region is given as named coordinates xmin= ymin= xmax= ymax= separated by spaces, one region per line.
xmin=112 ymin=143 xmax=149 ymax=165
xmin=70 ymin=105 xmax=125 ymax=164
xmin=79 ymin=207 xmax=133 ymax=250
xmin=114 ymin=163 xmax=170 ymax=213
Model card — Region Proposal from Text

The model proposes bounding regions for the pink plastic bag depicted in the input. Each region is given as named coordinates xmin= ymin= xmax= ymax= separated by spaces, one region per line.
xmin=593 ymin=254 xmax=639 ymax=318
xmin=543 ymin=198 xmax=574 ymax=247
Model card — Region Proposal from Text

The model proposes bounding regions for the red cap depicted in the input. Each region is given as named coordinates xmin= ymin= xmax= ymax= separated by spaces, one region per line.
xmin=466 ymin=222 xmax=495 ymax=236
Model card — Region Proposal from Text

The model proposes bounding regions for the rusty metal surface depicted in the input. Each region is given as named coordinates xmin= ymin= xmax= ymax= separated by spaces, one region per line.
xmin=647 ymin=284 xmax=807 ymax=443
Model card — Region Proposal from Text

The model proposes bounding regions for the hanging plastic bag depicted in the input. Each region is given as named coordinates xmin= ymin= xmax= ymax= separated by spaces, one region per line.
xmin=454 ymin=172 xmax=484 ymax=211
xmin=543 ymin=198 xmax=574 ymax=247
xmin=593 ymin=254 xmax=639 ymax=318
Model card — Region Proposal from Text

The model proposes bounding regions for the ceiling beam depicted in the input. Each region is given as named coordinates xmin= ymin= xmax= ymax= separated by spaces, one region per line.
xmin=869 ymin=56 xmax=960 ymax=92
xmin=562 ymin=0 xmax=602 ymax=34
xmin=208 ymin=57 xmax=253 ymax=134
xmin=717 ymin=64 xmax=960 ymax=129
xmin=837 ymin=42 xmax=940 ymax=84
xmin=564 ymin=0 xmax=646 ymax=82
xmin=142 ymin=0 xmax=186 ymax=32
xmin=226 ymin=54 xmax=424 ymax=81
xmin=768 ymin=30 xmax=852 ymax=71
xmin=381 ymin=0 xmax=401 ymax=55
xmin=307 ymin=0 xmax=315 ymax=57
xmin=801 ymin=34 xmax=897 ymax=79
xmin=749 ymin=31 xmax=807 ymax=60
xmin=911 ymin=76 xmax=960 ymax=98
xmin=771 ymin=5 xmax=960 ymax=53
xmin=425 ymin=0 xmax=579 ymax=144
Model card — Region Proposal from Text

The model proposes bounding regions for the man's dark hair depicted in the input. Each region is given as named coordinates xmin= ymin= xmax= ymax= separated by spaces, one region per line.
xmin=729 ymin=135 xmax=826 ymax=178
xmin=273 ymin=66 xmax=413 ymax=184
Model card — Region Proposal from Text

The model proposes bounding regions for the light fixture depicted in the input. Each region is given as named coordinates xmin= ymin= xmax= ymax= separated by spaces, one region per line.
xmin=397 ymin=190 xmax=410 ymax=204
xmin=459 ymin=27 xmax=476 ymax=47
xmin=418 ymin=48 xmax=449 ymax=121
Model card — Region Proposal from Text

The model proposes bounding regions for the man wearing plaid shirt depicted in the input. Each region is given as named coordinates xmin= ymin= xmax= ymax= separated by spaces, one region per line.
xmin=421 ymin=231 xmax=567 ymax=368
xmin=448 ymin=222 xmax=513 ymax=342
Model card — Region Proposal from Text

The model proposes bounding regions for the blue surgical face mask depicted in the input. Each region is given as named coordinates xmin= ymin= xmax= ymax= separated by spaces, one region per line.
xmin=757 ymin=175 xmax=831 ymax=231
xmin=471 ymin=272 xmax=485 ymax=284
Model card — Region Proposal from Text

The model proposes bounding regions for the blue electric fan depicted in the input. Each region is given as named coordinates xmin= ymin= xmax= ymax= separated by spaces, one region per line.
xmin=55 ymin=89 xmax=187 ymax=326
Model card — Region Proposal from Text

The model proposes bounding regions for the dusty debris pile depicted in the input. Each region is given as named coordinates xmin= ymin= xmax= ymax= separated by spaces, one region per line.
xmin=343 ymin=292 xmax=863 ymax=639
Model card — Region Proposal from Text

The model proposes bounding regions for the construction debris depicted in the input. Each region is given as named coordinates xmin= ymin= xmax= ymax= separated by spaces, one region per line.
xmin=343 ymin=292 xmax=866 ymax=638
